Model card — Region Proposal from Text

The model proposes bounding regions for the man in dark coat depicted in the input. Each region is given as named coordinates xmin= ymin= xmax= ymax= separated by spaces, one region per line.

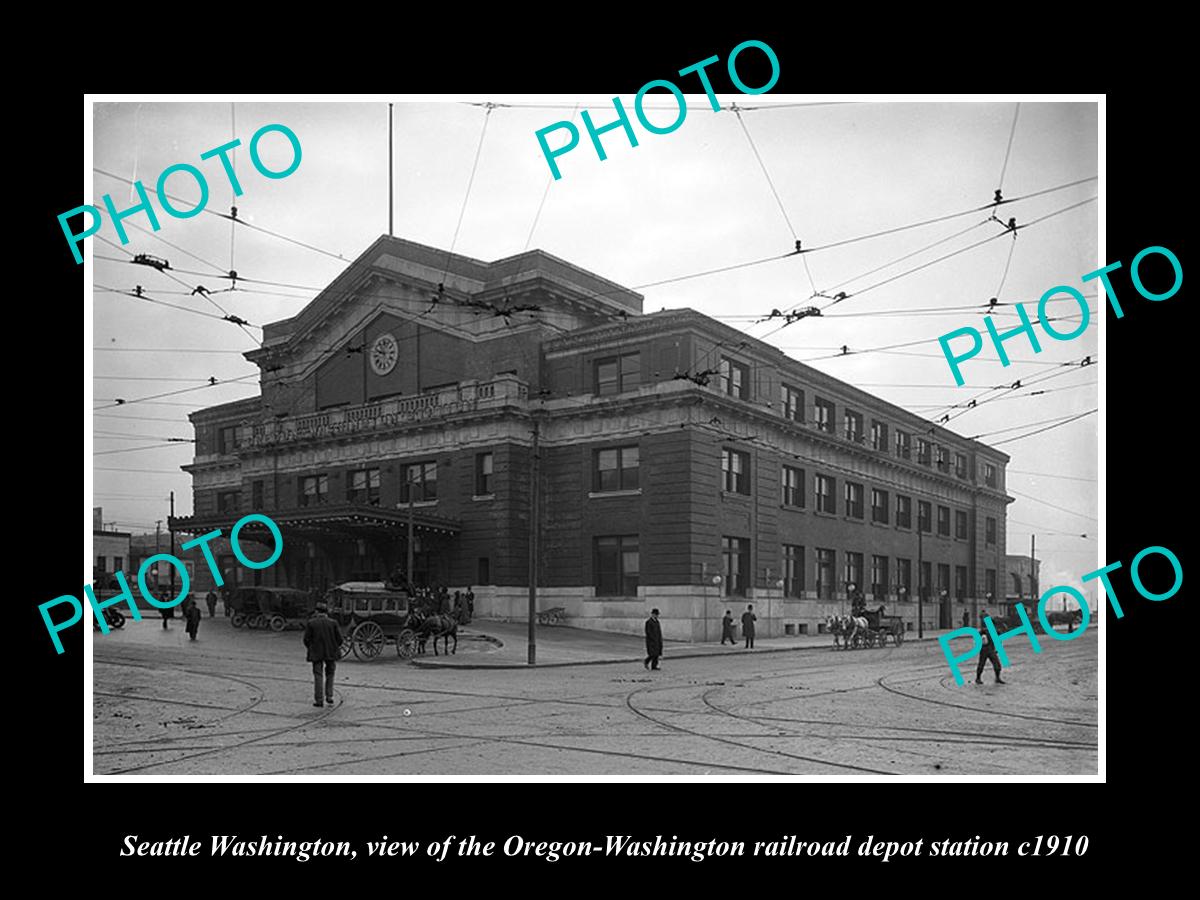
xmin=183 ymin=598 xmax=202 ymax=641
xmin=644 ymin=608 xmax=663 ymax=671
xmin=205 ymin=589 xmax=218 ymax=618
xmin=976 ymin=610 xmax=1006 ymax=685
xmin=720 ymin=610 xmax=737 ymax=645
xmin=303 ymin=602 xmax=345 ymax=707
xmin=741 ymin=604 xmax=757 ymax=649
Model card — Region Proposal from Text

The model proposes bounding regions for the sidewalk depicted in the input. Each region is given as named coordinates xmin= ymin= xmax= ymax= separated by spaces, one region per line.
xmin=411 ymin=620 xmax=962 ymax=669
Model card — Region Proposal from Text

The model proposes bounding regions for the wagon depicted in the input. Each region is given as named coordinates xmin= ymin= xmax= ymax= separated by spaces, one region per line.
xmin=536 ymin=606 xmax=566 ymax=626
xmin=325 ymin=582 xmax=419 ymax=661
xmin=230 ymin=587 xmax=315 ymax=631
xmin=864 ymin=608 xmax=905 ymax=646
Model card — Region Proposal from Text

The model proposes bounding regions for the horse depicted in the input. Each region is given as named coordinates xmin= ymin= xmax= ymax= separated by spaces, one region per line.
xmin=827 ymin=614 xmax=869 ymax=649
xmin=417 ymin=613 xmax=458 ymax=656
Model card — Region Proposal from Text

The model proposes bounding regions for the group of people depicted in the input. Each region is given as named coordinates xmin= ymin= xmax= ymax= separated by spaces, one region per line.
xmin=643 ymin=604 xmax=759 ymax=671
xmin=408 ymin=584 xmax=475 ymax=624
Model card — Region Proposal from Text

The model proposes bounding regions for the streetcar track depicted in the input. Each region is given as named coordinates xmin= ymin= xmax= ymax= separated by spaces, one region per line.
xmin=624 ymin=682 xmax=898 ymax=775
xmin=875 ymin=674 xmax=1098 ymax=728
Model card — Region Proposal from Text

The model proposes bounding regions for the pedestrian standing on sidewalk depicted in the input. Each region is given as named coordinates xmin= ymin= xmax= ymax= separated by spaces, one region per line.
xmin=206 ymin=589 xmax=218 ymax=618
xmin=644 ymin=608 xmax=663 ymax=671
xmin=720 ymin=610 xmax=737 ymax=645
xmin=303 ymin=602 xmax=344 ymax=708
xmin=183 ymin=597 xmax=202 ymax=641
xmin=975 ymin=610 xmax=1006 ymax=685
xmin=465 ymin=586 xmax=475 ymax=624
xmin=961 ymin=609 xmax=969 ymax=628
xmin=160 ymin=591 xmax=174 ymax=630
xmin=741 ymin=605 xmax=757 ymax=649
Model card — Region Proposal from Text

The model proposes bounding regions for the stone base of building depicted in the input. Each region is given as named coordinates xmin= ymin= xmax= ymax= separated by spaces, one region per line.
xmin=459 ymin=585 xmax=986 ymax=643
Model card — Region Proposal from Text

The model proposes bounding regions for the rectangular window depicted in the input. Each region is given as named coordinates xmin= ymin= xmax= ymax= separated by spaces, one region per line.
xmin=475 ymin=452 xmax=494 ymax=495
xmin=844 ymin=481 xmax=864 ymax=519
xmin=917 ymin=438 xmax=932 ymax=466
xmin=918 ymin=500 xmax=932 ymax=534
xmin=845 ymin=551 xmax=864 ymax=593
xmin=218 ymin=490 xmax=240 ymax=514
xmin=478 ymin=557 xmax=490 ymax=585
xmin=920 ymin=561 xmax=932 ymax=599
xmin=871 ymin=555 xmax=889 ymax=601
xmin=985 ymin=516 xmax=997 ymax=545
xmin=937 ymin=563 xmax=951 ymax=597
xmin=814 ymin=397 xmax=835 ymax=433
xmin=781 ymin=465 xmax=805 ymax=508
xmin=844 ymin=409 xmax=864 ymax=443
xmin=781 ymin=384 xmax=804 ymax=422
xmin=955 ymin=509 xmax=968 ymax=540
xmin=871 ymin=419 xmax=889 ymax=452
xmin=815 ymin=474 xmax=836 ymax=514
xmin=218 ymin=425 xmax=237 ymax=455
xmin=936 ymin=445 xmax=950 ymax=472
xmin=400 ymin=462 xmax=437 ymax=502
xmin=719 ymin=357 xmax=750 ymax=399
xmin=937 ymin=504 xmax=951 ymax=537
xmin=986 ymin=568 xmax=997 ymax=599
xmin=816 ymin=548 xmax=836 ymax=600
xmin=595 ymin=535 xmax=639 ymax=597
xmin=955 ymin=565 xmax=968 ymax=601
xmin=722 ymin=536 xmax=750 ymax=596
xmin=299 ymin=474 xmax=328 ymax=508
xmin=896 ymin=557 xmax=912 ymax=595
xmin=896 ymin=494 xmax=912 ymax=529
xmin=895 ymin=429 xmax=911 ymax=459
xmin=113 ymin=555 xmax=124 ymax=572
xmin=595 ymin=446 xmax=640 ymax=492
xmin=96 ymin=555 xmax=106 ymax=572
xmin=783 ymin=544 xmax=805 ymax=598
xmin=721 ymin=448 xmax=750 ymax=495
xmin=595 ymin=352 xmax=640 ymax=396
xmin=251 ymin=480 xmax=264 ymax=510
xmin=872 ymin=488 xmax=889 ymax=524
xmin=955 ymin=453 xmax=968 ymax=479
xmin=984 ymin=463 xmax=998 ymax=488
xmin=347 ymin=468 xmax=381 ymax=506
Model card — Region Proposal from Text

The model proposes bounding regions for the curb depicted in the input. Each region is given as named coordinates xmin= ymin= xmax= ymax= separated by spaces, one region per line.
xmin=408 ymin=635 xmax=940 ymax=670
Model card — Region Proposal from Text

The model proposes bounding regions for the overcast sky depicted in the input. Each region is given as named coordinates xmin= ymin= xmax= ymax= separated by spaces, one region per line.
xmin=90 ymin=97 xmax=1098 ymax=601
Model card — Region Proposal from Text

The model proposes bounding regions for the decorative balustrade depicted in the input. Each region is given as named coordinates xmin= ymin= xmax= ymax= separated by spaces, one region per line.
xmin=222 ymin=375 xmax=529 ymax=452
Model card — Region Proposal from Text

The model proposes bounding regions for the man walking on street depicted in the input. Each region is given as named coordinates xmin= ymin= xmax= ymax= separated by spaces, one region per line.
xmin=720 ymin=610 xmax=737 ymax=645
xmin=205 ymin=589 xmax=218 ymax=619
xmin=303 ymin=602 xmax=344 ymax=708
xmin=644 ymin=608 xmax=663 ymax=671
xmin=183 ymin=597 xmax=202 ymax=641
xmin=976 ymin=609 xmax=1006 ymax=685
xmin=742 ymin=604 xmax=757 ymax=649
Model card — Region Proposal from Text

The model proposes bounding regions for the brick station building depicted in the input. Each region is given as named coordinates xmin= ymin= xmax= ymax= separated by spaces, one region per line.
xmin=171 ymin=235 xmax=1014 ymax=641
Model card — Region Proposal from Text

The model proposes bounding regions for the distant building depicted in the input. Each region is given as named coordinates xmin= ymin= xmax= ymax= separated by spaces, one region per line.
xmin=93 ymin=507 xmax=130 ymax=580
xmin=1005 ymin=554 xmax=1041 ymax=605
xmin=172 ymin=236 xmax=1014 ymax=640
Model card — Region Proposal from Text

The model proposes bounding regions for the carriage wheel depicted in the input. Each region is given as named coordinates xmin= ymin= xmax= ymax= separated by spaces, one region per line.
xmin=338 ymin=631 xmax=354 ymax=659
xmin=352 ymin=621 xmax=385 ymax=660
xmin=231 ymin=612 xmax=246 ymax=628
xmin=396 ymin=629 xmax=418 ymax=659
xmin=269 ymin=614 xmax=286 ymax=632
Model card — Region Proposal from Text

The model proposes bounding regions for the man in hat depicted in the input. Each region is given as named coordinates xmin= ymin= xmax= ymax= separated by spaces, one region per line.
xmin=644 ymin=608 xmax=663 ymax=671
xmin=303 ymin=601 xmax=344 ymax=708
xmin=720 ymin=610 xmax=737 ymax=645
xmin=976 ymin=609 xmax=1006 ymax=685
xmin=742 ymin=604 xmax=757 ymax=649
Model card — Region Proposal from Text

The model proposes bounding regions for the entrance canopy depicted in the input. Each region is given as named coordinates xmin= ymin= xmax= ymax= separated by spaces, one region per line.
xmin=169 ymin=504 xmax=462 ymax=540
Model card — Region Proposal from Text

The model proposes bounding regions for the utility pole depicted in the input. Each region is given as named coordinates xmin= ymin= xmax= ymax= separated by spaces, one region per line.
xmin=169 ymin=491 xmax=176 ymax=600
xmin=917 ymin=524 xmax=924 ymax=639
xmin=407 ymin=483 xmax=415 ymax=589
xmin=1032 ymin=535 xmax=1041 ymax=614
xmin=527 ymin=417 xmax=541 ymax=666
xmin=387 ymin=103 xmax=394 ymax=237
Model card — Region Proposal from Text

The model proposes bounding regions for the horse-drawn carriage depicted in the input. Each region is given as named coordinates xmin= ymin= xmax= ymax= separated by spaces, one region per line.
xmin=230 ymin=587 xmax=315 ymax=631
xmin=829 ymin=604 xmax=905 ymax=649
xmin=326 ymin=582 xmax=420 ymax=661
